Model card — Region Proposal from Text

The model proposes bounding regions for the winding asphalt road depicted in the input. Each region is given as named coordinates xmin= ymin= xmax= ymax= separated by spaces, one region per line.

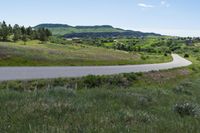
xmin=0 ymin=54 xmax=192 ymax=81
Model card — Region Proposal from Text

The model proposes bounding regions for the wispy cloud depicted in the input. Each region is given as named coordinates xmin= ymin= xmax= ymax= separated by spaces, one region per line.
xmin=161 ymin=1 xmax=170 ymax=7
xmin=138 ymin=1 xmax=170 ymax=9
xmin=138 ymin=3 xmax=154 ymax=8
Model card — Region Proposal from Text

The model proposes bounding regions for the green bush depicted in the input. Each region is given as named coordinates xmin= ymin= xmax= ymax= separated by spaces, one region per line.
xmin=0 ymin=73 xmax=140 ymax=91
xmin=137 ymin=95 xmax=153 ymax=107
xmin=123 ymin=73 xmax=137 ymax=81
xmin=141 ymin=55 xmax=147 ymax=60
xmin=173 ymin=102 xmax=200 ymax=117
xmin=82 ymin=73 xmax=138 ymax=88
xmin=7 ymin=81 xmax=24 ymax=91
xmin=184 ymin=54 xmax=189 ymax=58
xmin=83 ymin=75 xmax=104 ymax=88
xmin=173 ymin=86 xmax=192 ymax=95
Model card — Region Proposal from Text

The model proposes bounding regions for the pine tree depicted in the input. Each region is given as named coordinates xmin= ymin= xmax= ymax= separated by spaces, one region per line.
xmin=38 ymin=28 xmax=48 ymax=41
xmin=1 ymin=21 xmax=9 ymax=41
xmin=8 ymin=24 xmax=13 ymax=35
xmin=13 ymin=24 xmax=22 ymax=42
xmin=26 ymin=26 xmax=33 ymax=39
xmin=22 ymin=34 xmax=28 ymax=45
xmin=0 ymin=21 xmax=52 ymax=42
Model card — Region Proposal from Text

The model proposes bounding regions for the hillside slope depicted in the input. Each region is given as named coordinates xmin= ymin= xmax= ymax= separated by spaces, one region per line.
xmin=34 ymin=24 xmax=161 ymax=38
xmin=0 ymin=41 xmax=170 ymax=66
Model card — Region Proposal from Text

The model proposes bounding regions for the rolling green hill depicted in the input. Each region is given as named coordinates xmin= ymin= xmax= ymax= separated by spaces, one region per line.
xmin=35 ymin=24 xmax=123 ymax=35
xmin=0 ymin=40 xmax=171 ymax=66
xmin=34 ymin=24 xmax=161 ymax=38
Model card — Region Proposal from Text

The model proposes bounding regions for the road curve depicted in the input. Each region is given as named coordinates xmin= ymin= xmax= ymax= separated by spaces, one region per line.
xmin=0 ymin=54 xmax=192 ymax=81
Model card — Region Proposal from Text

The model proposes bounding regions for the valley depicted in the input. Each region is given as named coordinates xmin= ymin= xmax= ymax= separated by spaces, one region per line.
xmin=0 ymin=21 xmax=200 ymax=132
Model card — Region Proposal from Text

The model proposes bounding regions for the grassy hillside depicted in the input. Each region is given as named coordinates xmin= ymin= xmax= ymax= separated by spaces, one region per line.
xmin=0 ymin=40 xmax=171 ymax=66
xmin=0 ymin=61 xmax=199 ymax=132
xmin=35 ymin=24 xmax=124 ymax=35
xmin=34 ymin=24 xmax=161 ymax=37
xmin=1 ymin=36 xmax=199 ymax=132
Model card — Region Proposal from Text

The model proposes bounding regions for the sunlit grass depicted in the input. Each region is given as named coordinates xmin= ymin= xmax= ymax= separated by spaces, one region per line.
xmin=0 ymin=41 xmax=171 ymax=66
xmin=0 ymin=68 xmax=199 ymax=133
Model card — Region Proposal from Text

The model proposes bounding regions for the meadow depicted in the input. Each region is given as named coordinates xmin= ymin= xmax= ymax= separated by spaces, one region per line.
xmin=0 ymin=32 xmax=200 ymax=132
xmin=0 ymin=40 xmax=171 ymax=66
xmin=0 ymin=63 xmax=200 ymax=132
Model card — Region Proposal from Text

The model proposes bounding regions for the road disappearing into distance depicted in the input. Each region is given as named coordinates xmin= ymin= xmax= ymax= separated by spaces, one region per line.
xmin=0 ymin=54 xmax=192 ymax=81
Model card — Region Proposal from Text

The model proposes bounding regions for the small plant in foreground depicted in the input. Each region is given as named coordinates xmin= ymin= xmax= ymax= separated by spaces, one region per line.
xmin=138 ymin=95 xmax=153 ymax=107
xmin=173 ymin=102 xmax=200 ymax=117
xmin=135 ymin=111 xmax=157 ymax=123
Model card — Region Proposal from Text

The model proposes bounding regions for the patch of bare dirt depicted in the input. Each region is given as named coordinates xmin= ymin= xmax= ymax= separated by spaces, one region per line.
xmin=144 ymin=69 xmax=190 ymax=81
xmin=0 ymin=52 xmax=10 ymax=59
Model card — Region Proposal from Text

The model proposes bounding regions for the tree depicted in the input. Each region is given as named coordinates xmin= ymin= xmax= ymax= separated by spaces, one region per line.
xmin=13 ymin=24 xmax=21 ymax=42
xmin=0 ymin=21 xmax=52 ymax=42
xmin=0 ymin=21 xmax=9 ymax=41
xmin=20 ymin=26 xmax=26 ymax=35
xmin=20 ymin=26 xmax=28 ymax=44
xmin=26 ymin=26 xmax=33 ymax=39
xmin=8 ymin=24 xmax=13 ymax=35
xmin=22 ymin=34 xmax=28 ymax=45
xmin=45 ymin=29 xmax=52 ymax=37
xmin=37 ymin=28 xmax=52 ymax=42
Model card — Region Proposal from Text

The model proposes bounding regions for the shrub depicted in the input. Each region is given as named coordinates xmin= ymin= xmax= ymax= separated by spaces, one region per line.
xmin=7 ymin=81 xmax=24 ymax=91
xmin=135 ymin=111 xmax=157 ymax=123
xmin=137 ymin=95 xmax=153 ymax=107
xmin=141 ymin=55 xmax=146 ymax=60
xmin=83 ymin=75 xmax=103 ymax=88
xmin=105 ymin=74 xmax=128 ymax=87
xmin=173 ymin=102 xmax=200 ymax=117
xmin=83 ymin=73 xmax=138 ymax=88
xmin=184 ymin=54 xmax=189 ymax=58
xmin=173 ymin=86 xmax=192 ymax=95
xmin=52 ymin=78 xmax=67 ymax=87
xmin=123 ymin=73 xmax=137 ymax=81
xmin=196 ymin=56 xmax=200 ymax=61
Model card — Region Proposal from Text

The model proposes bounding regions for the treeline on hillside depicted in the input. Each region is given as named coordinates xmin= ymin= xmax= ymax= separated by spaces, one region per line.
xmin=63 ymin=31 xmax=161 ymax=38
xmin=0 ymin=21 xmax=52 ymax=42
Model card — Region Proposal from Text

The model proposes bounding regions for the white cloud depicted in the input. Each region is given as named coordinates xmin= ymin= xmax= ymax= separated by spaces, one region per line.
xmin=137 ymin=1 xmax=170 ymax=9
xmin=161 ymin=1 xmax=170 ymax=7
xmin=161 ymin=1 xmax=166 ymax=5
xmin=138 ymin=3 xmax=154 ymax=8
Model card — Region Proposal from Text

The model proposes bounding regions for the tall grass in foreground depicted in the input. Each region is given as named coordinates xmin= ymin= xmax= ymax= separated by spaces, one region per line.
xmin=0 ymin=71 xmax=200 ymax=132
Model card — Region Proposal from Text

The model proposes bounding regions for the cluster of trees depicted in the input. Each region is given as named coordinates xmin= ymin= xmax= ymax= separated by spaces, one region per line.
xmin=64 ymin=31 xmax=161 ymax=39
xmin=0 ymin=21 xmax=52 ymax=42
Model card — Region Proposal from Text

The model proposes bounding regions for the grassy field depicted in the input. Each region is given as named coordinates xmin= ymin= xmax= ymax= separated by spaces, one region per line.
xmin=1 ymin=37 xmax=200 ymax=132
xmin=0 ymin=41 xmax=171 ymax=66
xmin=0 ymin=65 xmax=200 ymax=132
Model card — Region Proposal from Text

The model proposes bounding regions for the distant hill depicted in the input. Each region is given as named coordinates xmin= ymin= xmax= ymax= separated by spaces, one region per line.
xmin=34 ymin=24 xmax=161 ymax=38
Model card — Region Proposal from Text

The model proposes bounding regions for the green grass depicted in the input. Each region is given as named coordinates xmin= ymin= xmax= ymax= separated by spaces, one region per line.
xmin=0 ymin=41 xmax=171 ymax=66
xmin=0 ymin=52 xmax=198 ymax=132
xmin=45 ymin=27 xmax=124 ymax=36
xmin=1 ymin=37 xmax=198 ymax=132
xmin=0 ymin=67 xmax=199 ymax=132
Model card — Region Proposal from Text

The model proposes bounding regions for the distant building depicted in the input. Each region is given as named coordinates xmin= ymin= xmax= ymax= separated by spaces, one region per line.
xmin=72 ymin=37 xmax=81 ymax=41
xmin=66 ymin=37 xmax=81 ymax=42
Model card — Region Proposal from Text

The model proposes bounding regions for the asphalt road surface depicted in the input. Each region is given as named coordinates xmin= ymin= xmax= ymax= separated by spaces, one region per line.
xmin=0 ymin=54 xmax=192 ymax=81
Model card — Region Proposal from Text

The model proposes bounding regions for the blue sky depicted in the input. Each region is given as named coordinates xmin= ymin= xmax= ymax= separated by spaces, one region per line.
xmin=0 ymin=0 xmax=200 ymax=36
